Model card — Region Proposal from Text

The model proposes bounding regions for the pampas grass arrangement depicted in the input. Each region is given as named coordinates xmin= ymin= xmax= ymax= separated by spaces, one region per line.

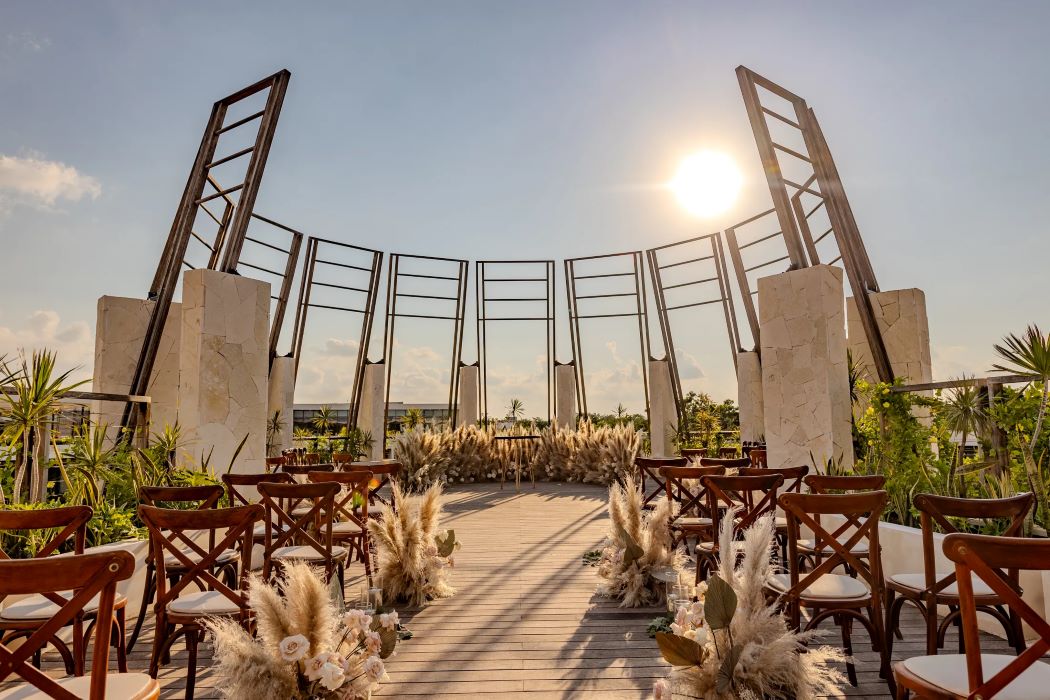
xmin=652 ymin=512 xmax=846 ymax=700
xmin=367 ymin=482 xmax=459 ymax=607
xmin=206 ymin=562 xmax=399 ymax=700
xmin=597 ymin=473 xmax=681 ymax=607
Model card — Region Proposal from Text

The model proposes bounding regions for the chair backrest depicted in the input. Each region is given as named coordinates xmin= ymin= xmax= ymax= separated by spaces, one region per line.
xmin=256 ymin=481 xmax=341 ymax=578
xmin=264 ymin=456 xmax=286 ymax=472
xmin=738 ymin=465 xmax=809 ymax=494
xmin=138 ymin=484 xmax=224 ymax=509
xmin=331 ymin=452 xmax=355 ymax=467
xmin=778 ymin=490 xmax=888 ymax=626
xmin=139 ymin=503 xmax=261 ymax=618
xmin=702 ymin=473 xmax=784 ymax=535
xmin=0 ymin=551 xmax=135 ymax=699
xmin=914 ymin=492 xmax=1034 ymax=593
xmin=222 ymin=472 xmax=294 ymax=507
xmin=0 ymin=505 xmax=91 ymax=560
xmin=698 ymin=456 xmax=751 ymax=469
xmin=748 ymin=448 xmax=768 ymax=468
xmin=659 ymin=466 xmax=725 ymax=520
xmin=281 ymin=462 xmax=334 ymax=479
xmin=347 ymin=461 xmax=403 ymax=510
xmin=304 ymin=452 xmax=321 ymax=465
xmin=679 ymin=448 xmax=707 ymax=460
xmin=804 ymin=473 xmax=885 ymax=494
xmin=718 ymin=446 xmax=739 ymax=459
xmin=308 ymin=471 xmax=371 ymax=533
xmin=944 ymin=533 xmax=1050 ymax=700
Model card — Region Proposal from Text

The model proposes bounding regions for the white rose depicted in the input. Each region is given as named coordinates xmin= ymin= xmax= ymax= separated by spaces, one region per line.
xmin=343 ymin=609 xmax=373 ymax=634
xmin=364 ymin=630 xmax=383 ymax=655
xmin=278 ymin=634 xmax=309 ymax=662
xmin=319 ymin=661 xmax=346 ymax=691
xmin=362 ymin=655 xmax=387 ymax=681
xmin=378 ymin=611 xmax=399 ymax=631
xmin=303 ymin=654 xmax=327 ymax=680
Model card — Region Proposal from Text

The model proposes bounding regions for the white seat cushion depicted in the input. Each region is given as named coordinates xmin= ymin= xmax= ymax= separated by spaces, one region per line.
xmin=252 ymin=522 xmax=290 ymax=537
xmin=167 ymin=590 xmax=242 ymax=616
xmin=889 ymin=572 xmax=996 ymax=597
xmin=163 ymin=547 xmax=238 ymax=568
xmin=1 ymin=593 xmax=127 ymax=621
xmin=0 ymin=672 xmax=157 ymax=699
xmin=901 ymin=654 xmax=1050 ymax=700
xmin=797 ymin=537 xmax=869 ymax=554
xmin=774 ymin=516 xmax=787 ymax=528
xmin=271 ymin=545 xmax=348 ymax=562
xmin=674 ymin=517 xmax=712 ymax=527
xmin=331 ymin=522 xmax=364 ymax=535
xmin=769 ymin=573 xmax=870 ymax=601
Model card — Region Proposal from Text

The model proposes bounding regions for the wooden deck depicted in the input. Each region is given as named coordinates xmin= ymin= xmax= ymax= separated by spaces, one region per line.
xmin=14 ymin=482 xmax=1023 ymax=698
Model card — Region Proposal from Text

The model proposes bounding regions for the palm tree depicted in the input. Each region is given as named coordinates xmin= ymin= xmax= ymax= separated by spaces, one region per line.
xmin=312 ymin=405 xmax=334 ymax=436
xmin=940 ymin=379 xmax=990 ymax=491
xmin=507 ymin=398 xmax=525 ymax=422
xmin=266 ymin=410 xmax=286 ymax=457
xmin=403 ymin=408 xmax=425 ymax=429
xmin=614 ymin=403 xmax=628 ymax=423
xmin=0 ymin=350 xmax=87 ymax=503
xmin=993 ymin=325 xmax=1050 ymax=444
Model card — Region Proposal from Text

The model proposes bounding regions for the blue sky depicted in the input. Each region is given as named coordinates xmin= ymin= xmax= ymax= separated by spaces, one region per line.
xmin=1 ymin=1 xmax=1048 ymax=416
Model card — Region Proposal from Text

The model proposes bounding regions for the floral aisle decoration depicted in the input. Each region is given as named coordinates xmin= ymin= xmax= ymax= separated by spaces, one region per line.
xmin=367 ymin=482 xmax=460 ymax=606
xmin=652 ymin=512 xmax=845 ymax=700
xmin=206 ymin=562 xmax=399 ymax=700
xmin=596 ymin=474 xmax=681 ymax=607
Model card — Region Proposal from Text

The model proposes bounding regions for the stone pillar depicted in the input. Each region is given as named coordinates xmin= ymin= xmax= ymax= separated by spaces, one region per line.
xmin=91 ymin=296 xmax=182 ymax=439
xmin=847 ymin=288 xmax=932 ymax=386
xmin=648 ymin=358 xmax=677 ymax=457
xmin=356 ymin=362 xmax=386 ymax=460
xmin=758 ymin=265 xmax=854 ymax=470
xmin=179 ymin=269 xmax=269 ymax=474
xmin=457 ymin=364 xmax=479 ymax=428
xmin=554 ymin=363 xmax=576 ymax=430
xmin=737 ymin=351 xmax=764 ymax=444
xmin=267 ymin=356 xmax=296 ymax=456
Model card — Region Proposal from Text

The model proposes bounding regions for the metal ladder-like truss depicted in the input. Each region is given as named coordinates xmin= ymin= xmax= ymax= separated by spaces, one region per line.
xmin=382 ymin=254 xmax=469 ymax=432
xmin=646 ymin=233 xmax=740 ymax=423
xmin=564 ymin=252 xmax=651 ymax=420
xmin=735 ymin=65 xmax=892 ymax=382
xmin=289 ymin=237 xmax=383 ymax=430
xmin=122 ymin=69 xmax=291 ymax=433
xmin=475 ymin=260 xmax=556 ymax=423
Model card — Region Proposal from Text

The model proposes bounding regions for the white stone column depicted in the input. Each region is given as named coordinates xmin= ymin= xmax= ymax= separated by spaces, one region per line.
xmin=554 ymin=363 xmax=577 ymax=430
xmin=356 ymin=362 xmax=386 ymax=460
xmin=847 ymin=288 xmax=932 ymax=386
xmin=267 ymin=356 xmax=296 ymax=456
xmin=91 ymin=296 xmax=182 ymax=440
xmin=179 ymin=269 xmax=269 ymax=475
xmin=737 ymin=351 xmax=765 ymax=444
xmin=758 ymin=265 xmax=854 ymax=470
xmin=648 ymin=358 xmax=677 ymax=457
xmin=457 ymin=364 xmax=479 ymax=427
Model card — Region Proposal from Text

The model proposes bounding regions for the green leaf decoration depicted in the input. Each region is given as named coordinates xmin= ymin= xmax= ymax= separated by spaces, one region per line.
xmin=704 ymin=574 xmax=737 ymax=631
xmin=617 ymin=525 xmax=644 ymax=568
xmin=716 ymin=643 xmax=743 ymax=694
xmin=655 ymin=632 xmax=704 ymax=667
xmin=436 ymin=529 xmax=459 ymax=557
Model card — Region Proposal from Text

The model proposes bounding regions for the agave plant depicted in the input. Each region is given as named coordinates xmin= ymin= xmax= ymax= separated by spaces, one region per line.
xmin=940 ymin=378 xmax=991 ymax=490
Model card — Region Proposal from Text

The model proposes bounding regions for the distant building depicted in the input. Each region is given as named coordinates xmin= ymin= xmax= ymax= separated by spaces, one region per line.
xmin=293 ymin=402 xmax=450 ymax=430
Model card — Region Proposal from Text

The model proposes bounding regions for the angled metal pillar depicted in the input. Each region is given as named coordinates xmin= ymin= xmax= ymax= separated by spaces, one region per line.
xmin=122 ymin=69 xmax=291 ymax=434
xmin=475 ymin=260 xmax=556 ymax=423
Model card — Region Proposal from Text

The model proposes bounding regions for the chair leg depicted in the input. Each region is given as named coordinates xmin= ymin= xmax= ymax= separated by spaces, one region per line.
xmin=148 ymin=615 xmax=168 ymax=678
xmin=72 ymin=617 xmax=85 ymax=676
xmin=362 ymin=537 xmax=373 ymax=587
xmin=115 ymin=606 xmax=128 ymax=673
xmin=1008 ymin=606 xmax=1025 ymax=654
xmin=924 ymin=594 xmax=939 ymax=656
xmin=185 ymin=627 xmax=199 ymax=700
xmin=128 ymin=565 xmax=156 ymax=654
xmin=884 ymin=591 xmax=898 ymax=659
xmin=838 ymin=613 xmax=857 ymax=687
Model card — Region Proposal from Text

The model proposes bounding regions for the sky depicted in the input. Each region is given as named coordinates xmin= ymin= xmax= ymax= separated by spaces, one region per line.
xmin=1 ymin=1 xmax=1049 ymax=417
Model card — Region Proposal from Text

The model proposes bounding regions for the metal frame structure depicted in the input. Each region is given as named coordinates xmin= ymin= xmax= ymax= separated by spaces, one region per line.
xmin=122 ymin=69 xmax=291 ymax=433
xmin=475 ymin=260 xmax=556 ymax=423
xmin=238 ymin=214 xmax=304 ymax=364
xmin=381 ymin=253 xmax=469 ymax=429
xmin=564 ymin=251 xmax=651 ymax=420
xmin=736 ymin=65 xmax=892 ymax=382
xmin=289 ymin=237 xmax=383 ymax=430
xmin=646 ymin=233 xmax=740 ymax=421
xmin=723 ymin=208 xmax=790 ymax=350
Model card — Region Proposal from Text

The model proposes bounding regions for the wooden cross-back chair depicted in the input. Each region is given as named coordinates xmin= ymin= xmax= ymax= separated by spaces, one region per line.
xmin=738 ymin=466 xmax=809 ymax=561
xmin=139 ymin=503 xmax=260 ymax=700
xmin=748 ymin=448 xmax=768 ymax=468
xmin=308 ymin=471 xmax=373 ymax=585
xmin=718 ymin=446 xmax=739 ymax=458
xmin=695 ymin=473 xmax=783 ymax=581
xmin=775 ymin=490 xmax=892 ymax=690
xmin=222 ymin=472 xmax=295 ymax=549
xmin=659 ymin=465 xmax=724 ymax=549
xmin=0 ymin=506 xmax=126 ymax=677
xmin=886 ymin=492 xmax=1033 ymax=660
xmin=796 ymin=474 xmax=886 ymax=572
xmin=894 ymin=533 xmax=1050 ymax=700
xmin=256 ymin=481 xmax=348 ymax=585
xmin=0 ymin=551 xmax=158 ymax=700
xmin=698 ymin=456 xmax=751 ymax=470
xmin=281 ymin=462 xmax=334 ymax=480
xmin=128 ymin=485 xmax=234 ymax=654
xmin=347 ymin=461 xmax=403 ymax=513
xmin=635 ymin=457 xmax=686 ymax=508
xmin=679 ymin=448 xmax=707 ymax=461
xmin=331 ymin=452 xmax=355 ymax=467
xmin=264 ymin=456 xmax=286 ymax=473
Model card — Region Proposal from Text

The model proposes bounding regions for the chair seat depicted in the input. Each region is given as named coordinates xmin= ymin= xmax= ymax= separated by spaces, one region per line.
xmin=253 ymin=523 xmax=290 ymax=537
xmin=271 ymin=545 xmax=349 ymax=562
xmin=889 ymin=572 xmax=996 ymax=598
xmin=797 ymin=538 xmax=869 ymax=554
xmin=769 ymin=573 xmax=870 ymax=601
xmin=1 ymin=593 xmax=127 ymax=621
xmin=0 ymin=672 xmax=159 ymax=699
xmin=774 ymin=516 xmax=787 ymax=529
xmin=673 ymin=517 xmax=712 ymax=528
xmin=331 ymin=522 xmax=365 ymax=536
xmin=900 ymin=654 xmax=1050 ymax=700
xmin=167 ymin=590 xmax=243 ymax=616
xmin=164 ymin=547 xmax=238 ymax=568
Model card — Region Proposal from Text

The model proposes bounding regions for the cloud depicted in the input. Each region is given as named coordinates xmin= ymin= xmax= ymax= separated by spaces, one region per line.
xmin=674 ymin=349 xmax=706 ymax=380
xmin=0 ymin=154 xmax=101 ymax=212
xmin=6 ymin=32 xmax=50 ymax=52
xmin=0 ymin=310 xmax=94 ymax=383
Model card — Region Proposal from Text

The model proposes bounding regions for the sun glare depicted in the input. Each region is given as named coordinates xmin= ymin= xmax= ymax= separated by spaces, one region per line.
xmin=669 ymin=150 xmax=743 ymax=218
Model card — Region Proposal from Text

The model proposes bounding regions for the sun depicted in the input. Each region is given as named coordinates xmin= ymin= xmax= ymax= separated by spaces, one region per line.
xmin=668 ymin=150 xmax=743 ymax=218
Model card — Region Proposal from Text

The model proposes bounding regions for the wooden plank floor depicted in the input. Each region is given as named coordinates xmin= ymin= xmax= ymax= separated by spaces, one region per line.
xmin=6 ymin=482 xmax=1023 ymax=698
